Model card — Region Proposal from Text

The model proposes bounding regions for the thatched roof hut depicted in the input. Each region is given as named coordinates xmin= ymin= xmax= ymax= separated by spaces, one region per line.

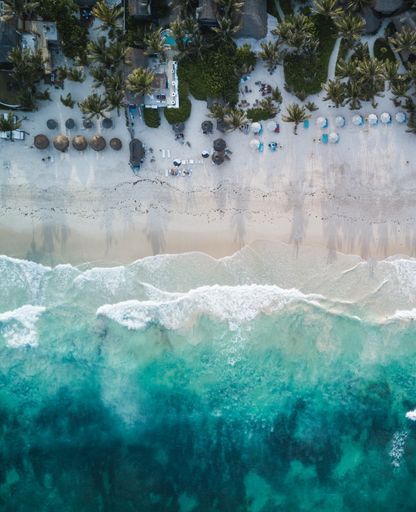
xmin=129 ymin=138 xmax=145 ymax=167
xmin=89 ymin=134 xmax=106 ymax=151
xmin=72 ymin=135 xmax=88 ymax=151
xmin=197 ymin=0 xmax=218 ymax=27
xmin=213 ymin=138 xmax=226 ymax=152
xmin=201 ymin=120 xmax=213 ymax=134
xmin=83 ymin=119 xmax=93 ymax=129
xmin=46 ymin=119 xmax=58 ymax=130
xmin=172 ymin=122 xmax=185 ymax=133
xmin=110 ymin=138 xmax=122 ymax=151
xmin=102 ymin=118 xmax=113 ymax=129
xmin=34 ymin=134 xmax=49 ymax=150
xmin=53 ymin=134 xmax=69 ymax=152
xmin=212 ymin=151 xmax=225 ymax=165
xmin=235 ymin=0 xmax=267 ymax=40
xmin=65 ymin=118 xmax=75 ymax=130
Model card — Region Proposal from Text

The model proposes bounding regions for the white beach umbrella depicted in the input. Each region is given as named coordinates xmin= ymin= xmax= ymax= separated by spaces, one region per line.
xmin=173 ymin=158 xmax=182 ymax=166
xmin=380 ymin=112 xmax=391 ymax=124
xmin=352 ymin=114 xmax=363 ymax=126
xmin=267 ymin=120 xmax=277 ymax=132
xmin=329 ymin=132 xmax=340 ymax=144
xmin=316 ymin=116 xmax=328 ymax=129
xmin=368 ymin=113 xmax=378 ymax=126
xmin=201 ymin=150 xmax=210 ymax=158
xmin=250 ymin=138 xmax=260 ymax=150
xmin=395 ymin=112 xmax=406 ymax=124
xmin=251 ymin=122 xmax=262 ymax=134
xmin=335 ymin=115 xmax=345 ymax=128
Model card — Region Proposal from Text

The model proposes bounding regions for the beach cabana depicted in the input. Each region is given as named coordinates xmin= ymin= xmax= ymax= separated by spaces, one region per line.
xmin=129 ymin=139 xmax=144 ymax=169
xmin=212 ymin=151 xmax=225 ymax=165
xmin=335 ymin=116 xmax=345 ymax=128
xmin=267 ymin=120 xmax=277 ymax=132
xmin=201 ymin=120 xmax=213 ymax=134
xmin=65 ymin=118 xmax=75 ymax=130
xmin=34 ymin=134 xmax=49 ymax=150
xmin=316 ymin=116 xmax=328 ymax=129
xmin=83 ymin=119 xmax=93 ymax=129
xmin=213 ymin=138 xmax=226 ymax=152
xmin=89 ymin=134 xmax=106 ymax=151
xmin=368 ymin=114 xmax=378 ymax=126
xmin=46 ymin=119 xmax=58 ymax=130
xmin=352 ymin=114 xmax=364 ymax=126
xmin=72 ymin=135 xmax=87 ymax=151
xmin=395 ymin=112 xmax=407 ymax=124
xmin=381 ymin=112 xmax=392 ymax=124
xmin=102 ymin=118 xmax=113 ymax=129
xmin=110 ymin=138 xmax=122 ymax=151
xmin=251 ymin=122 xmax=262 ymax=134
xmin=53 ymin=134 xmax=69 ymax=152
xmin=250 ymin=138 xmax=260 ymax=150
xmin=172 ymin=122 xmax=185 ymax=134
xmin=329 ymin=132 xmax=340 ymax=144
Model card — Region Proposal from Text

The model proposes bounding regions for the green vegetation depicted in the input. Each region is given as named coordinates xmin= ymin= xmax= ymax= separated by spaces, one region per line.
xmin=247 ymin=107 xmax=276 ymax=122
xmin=143 ymin=108 xmax=161 ymax=128
xmin=267 ymin=0 xmax=281 ymax=21
xmin=164 ymin=81 xmax=192 ymax=124
xmin=336 ymin=38 xmax=349 ymax=68
xmin=374 ymin=38 xmax=396 ymax=63
xmin=279 ymin=0 xmax=294 ymax=16
xmin=284 ymin=14 xmax=337 ymax=98
xmin=0 ymin=72 xmax=20 ymax=106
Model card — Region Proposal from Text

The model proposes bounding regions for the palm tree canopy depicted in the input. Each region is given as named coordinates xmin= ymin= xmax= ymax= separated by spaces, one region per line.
xmin=0 ymin=112 xmax=21 ymax=132
xmin=389 ymin=26 xmax=416 ymax=55
xmin=92 ymin=0 xmax=123 ymax=28
xmin=334 ymin=13 xmax=365 ymax=45
xmin=273 ymin=14 xmax=318 ymax=55
xmin=79 ymin=93 xmax=109 ymax=120
xmin=312 ymin=0 xmax=342 ymax=17
xmin=126 ymin=67 xmax=155 ymax=96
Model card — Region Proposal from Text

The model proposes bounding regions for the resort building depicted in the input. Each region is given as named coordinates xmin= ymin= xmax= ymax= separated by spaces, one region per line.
xmin=196 ymin=0 xmax=218 ymax=28
xmin=21 ymin=21 xmax=58 ymax=76
xmin=124 ymin=47 xmax=179 ymax=109
xmin=127 ymin=0 xmax=152 ymax=20
xmin=235 ymin=0 xmax=267 ymax=40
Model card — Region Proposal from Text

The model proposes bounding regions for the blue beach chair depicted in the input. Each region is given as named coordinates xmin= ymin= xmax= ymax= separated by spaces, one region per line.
xmin=322 ymin=133 xmax=329 ymax=145
xmin=258 ymin=142 xmax=264 ymax=152
xmin=303 ymin=119 xmax=309 ymax=129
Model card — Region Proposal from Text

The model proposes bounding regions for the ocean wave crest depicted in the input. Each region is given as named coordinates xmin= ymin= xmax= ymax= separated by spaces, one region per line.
xmin=0 ymin=305 xmax=45 ymax=348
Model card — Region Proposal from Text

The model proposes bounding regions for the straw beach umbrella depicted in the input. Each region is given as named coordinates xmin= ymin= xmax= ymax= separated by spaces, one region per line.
xmin=395 ymin=112 xmax=406 ymax=124
xmin=83 ymin=119 xmax=93 ymax=129
xmin=46 ymin=119 xmax=57 ymax=130
xmin=352 ymin=114 xmax=363 ymax=126
xmin=213 ymin=138 xmax=226 ymax=152
xmin=53 ymin=134 xmax=69 ymax=152
xmin=102 ymin=118 xmax=113 ymax=129
xmin=368 ymin=114 xmax=378 ymax=126
xmin=110 ymin=138 xmax=122 ymax=150
xmin=89 ymin=134 xmax=106 ymax=151
xmin=34 ymin=134 xmax=49 ymax=150
xmin=72 ymin=135 xmax=87 ymax=151
xmin=381 ymin=112 xmax=391 ymax=124
xmin=212 ymin=151 xmax=225 ymax=165
xmin=335 ymin=116 xmax=345 ymax=128
xmin=65 ymin=118 xmax=75 ymax=130
xmin=201 ymin=120 xmax=213 ymax=134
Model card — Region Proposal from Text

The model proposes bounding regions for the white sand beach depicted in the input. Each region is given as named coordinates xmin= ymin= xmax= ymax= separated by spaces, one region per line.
xmin=1 ymin=26 xmax=416 ymax=265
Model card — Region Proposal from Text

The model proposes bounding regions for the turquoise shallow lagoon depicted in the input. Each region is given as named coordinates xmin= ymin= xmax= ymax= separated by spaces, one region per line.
xmin=1 ymin=244 xmax=416 ymax=511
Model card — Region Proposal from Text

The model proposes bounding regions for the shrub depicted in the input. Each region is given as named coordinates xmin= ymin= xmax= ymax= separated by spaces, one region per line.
xmin=374 ymin=38 xmax=396 ymax=63
xmin=144 ymin=108 xmax=161 ymax=128
xmin=164 ymin=82 xmax=191 ymax=124
xmin=179 ymin=58 xmax=208 ymax=100
xmin=280 ymin=0 xmax=293 ymax=16
xmin=247 ymin=108 xmax=276 ymax=122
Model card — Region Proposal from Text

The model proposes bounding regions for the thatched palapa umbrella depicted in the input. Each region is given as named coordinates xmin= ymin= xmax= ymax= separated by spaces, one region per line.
xmin=212 ymin=151 xmax=225 ymax=165
xmin=65 ymin=118 xmax=75 ymax=130
xmin=34 ymin=134 xmax=49 ymax=150
xmin=89 ymin=134 xmax=106 ymax=151
xmin=72 ymin=135 xmax=87 ymax=151
xmin=201 ymin=120 xmax=213 ymax=134
xmin=102 ymin=118 xmax=113 ymax=129
xmin=172 ymin=122 xmax=185 ymax=134
xmin=83 ymin=118 xmax=93 ymax=129
xmin=110 ymin=138 xmax=122 ymax=151
xmin=53 ymin=134 xmax=69 ymax=152
xmin=213 ymin=138 xmax=226 ymax=152
xmin=47 ymin=119 xmax=58 ymax=130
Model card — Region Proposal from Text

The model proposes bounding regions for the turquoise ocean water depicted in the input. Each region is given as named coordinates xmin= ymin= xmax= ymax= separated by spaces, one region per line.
xmin=1 ymin=242 xmax=416 ymax=511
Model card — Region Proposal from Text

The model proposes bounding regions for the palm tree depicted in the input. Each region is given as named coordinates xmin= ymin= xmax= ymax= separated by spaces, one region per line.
xmin=334 ymin=13 xmax=365 ymax=48
xmin=90 ymin=65 xmax=108 ymax=89
xmin=215 ymin=0 xmax=244 ymax=17
xmin=312 ymin=0 xmax=342 ymax=17
xmin=347 ymin=0 xmax=374 ymax=11
xmin=8 ymin=47 xmax=44 ymax=91
xmin=271 ymin=86 xmax=283 ymax=104
xmin=125 ymin=68 xmax=155 ymax=97
xmin=209 ymin=103 xmax=228 ymax=122
xmin=224 ymin=108 xmax=247 ymax=131
xmin=345 ymin=80 xmax=363 ymax=110
xmin=282 ymin=103 xmax=307 ymax=134
xmin=323 ymin=79 xmax=346 ymax=107
xmin=391 ymin=79 xmax=410 ymax=101
xmin=5 ymin=0 xmax=39 ymax=19
xmin=273 ymin=14 xmax=318 ymax=55
xmin=0 ymin=112 xmax=21 ymax=138
xmin=87 ymin=36 xmax=109 ymax=65
xmin=144 ymin=28 xmax=165 ymax=56
xmin=105 ymin=89 xmax=125 ymax=116
xmin=92 ymin=0 xmax=123 ymax=38
xmin=389 ymin=27 xmax=416 ymax=56
xmin=336 ymin=58 xmax=357 ymax=80
xmin=104 ymin=70 xmax=124 ymax=94
xmin=259 ymin=41 xmax=281 ymax=73
xmin=383 ymin=60 xmax=399 ymax=88
xmin=60 ymin=93 xmax=75 ymax=108
xmin=406 ymin=112 xmax=416 ymax=134
xmin=356 ymin=57 xmax=385 ymax=100
xmin=305 ymin=101 xmax=318 ymax=112
xmin=79 ymin=93 xmax=109 ymax=120
xmin=212 ymin=16 xmax=239 ymax=43
xmin=177 ymin=0 xmax=194 ymax=17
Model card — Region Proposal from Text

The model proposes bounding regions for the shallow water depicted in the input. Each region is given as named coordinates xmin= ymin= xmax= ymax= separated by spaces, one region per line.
xmin=1 ymin=242 xmax=416 ymax=511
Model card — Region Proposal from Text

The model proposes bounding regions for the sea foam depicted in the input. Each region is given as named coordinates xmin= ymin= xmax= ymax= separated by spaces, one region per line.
xmin=0 ymin=305 xmax=45 ymax=348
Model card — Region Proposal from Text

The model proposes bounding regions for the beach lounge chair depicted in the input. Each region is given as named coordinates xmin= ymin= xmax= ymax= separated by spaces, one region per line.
xmin=322 ymin=134 xmax=329 ymax=145
xmin=303 ymin=119 xmax=309 ymax=129
xmin=258 ymin=142 xmax=264 ymax=152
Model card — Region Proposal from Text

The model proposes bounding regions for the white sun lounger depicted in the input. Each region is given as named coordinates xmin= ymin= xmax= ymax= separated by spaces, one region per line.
xmin=167 ymin=149 xmax=171 ymax=158
xmin=162 ymin=149 xmax=166 ymax=158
